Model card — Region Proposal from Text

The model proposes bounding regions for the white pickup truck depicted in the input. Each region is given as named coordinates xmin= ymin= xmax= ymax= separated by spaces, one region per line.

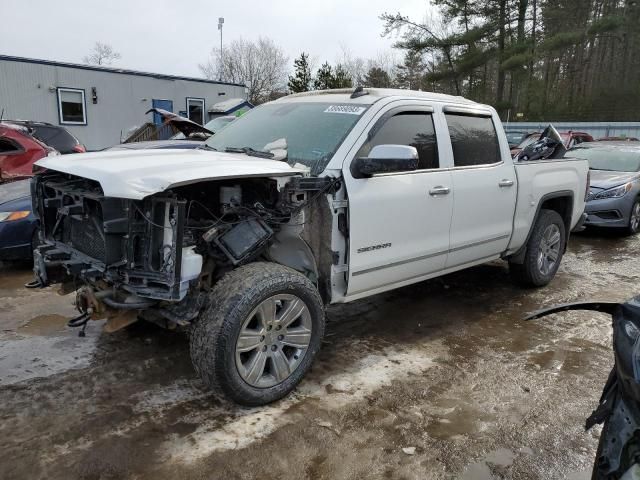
xmin=32 ymin=88 xmax=589 ymax=405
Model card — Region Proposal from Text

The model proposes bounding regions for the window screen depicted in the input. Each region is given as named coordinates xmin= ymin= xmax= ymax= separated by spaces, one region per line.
xmin=57 ymin=88 xmax=86 ymax=124
xmin=358 ymin=112 xmax=439 ymax=169
xmin=445 ymin=114 xmax=500 ymax=167
xmin=187 ymin=98 xmax=205 ymax=125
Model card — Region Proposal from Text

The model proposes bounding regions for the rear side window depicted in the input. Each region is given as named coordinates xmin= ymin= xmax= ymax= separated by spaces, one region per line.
xmin=358 ymin=112 xmax=439 ymax=169
xmin=31 ymin=126 xmax=79 ymax=153
xmin=445 ymin=114 xmax=500 ymax=167
xmin=0 ymin=138 xmax=21 ymax=153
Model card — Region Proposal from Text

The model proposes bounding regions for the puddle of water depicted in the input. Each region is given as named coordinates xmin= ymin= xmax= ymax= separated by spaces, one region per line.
xmin=0 ymin=321 xmax=103 ymax=385
xmin=18 ymin=314 xmax=68 ymax=336
xmin=426 ymin=397 xmax=496 ymax=440
xmin=459 ymin=448 xmax=516 ymax=479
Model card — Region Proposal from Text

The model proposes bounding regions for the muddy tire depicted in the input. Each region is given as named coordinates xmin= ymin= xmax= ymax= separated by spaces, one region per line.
xmin=190 ymin=262 xmax=325 ymax=406
xmin=509 ymin=209 xmax=566 ymax=287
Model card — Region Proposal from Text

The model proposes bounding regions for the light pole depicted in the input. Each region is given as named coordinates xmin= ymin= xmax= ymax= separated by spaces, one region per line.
xmin=218 ymin=17 xmax=224 ymax=81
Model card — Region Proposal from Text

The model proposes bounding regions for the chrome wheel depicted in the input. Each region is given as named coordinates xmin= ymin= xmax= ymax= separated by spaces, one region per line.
xmin=537 ymin=224 xmax=561 ymax=276
xmin=235 ymin=294 xmax=312 ymax=388
xmin=630 ymin=202 xmax=640 ymax=232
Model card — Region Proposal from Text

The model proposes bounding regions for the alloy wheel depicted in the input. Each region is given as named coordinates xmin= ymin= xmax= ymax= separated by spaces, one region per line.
xmin=537 ymin=224 xmax=561 ymax=276
xmin=631 ymin=202 xmax=640 ymax=232
xmin=235 ymin=294 xmax=312 ymax=388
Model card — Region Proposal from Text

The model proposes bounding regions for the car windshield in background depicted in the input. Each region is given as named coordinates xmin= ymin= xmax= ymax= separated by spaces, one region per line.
xmin=569 ymin=146 xmax=640 ymax=172
xmin=506 ymin=131 xmax=526 ymax=144
xmin=203 ymin=102 xmax=367 ymax=175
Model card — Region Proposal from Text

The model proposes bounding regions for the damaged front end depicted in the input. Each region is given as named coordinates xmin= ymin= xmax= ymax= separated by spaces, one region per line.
xmin=31 ymin=171 xmax=336 ymax=333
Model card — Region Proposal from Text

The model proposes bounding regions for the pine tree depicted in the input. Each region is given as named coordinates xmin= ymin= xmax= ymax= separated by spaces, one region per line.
xmin=314 ymin=62 xmax=334 ymax=90
xmin=288 ymin=52 xmax=312 ymax=93
xmin=333 ymin=64 xmax=353 ymax=88
xmin=364 ymin=66 xmax=392 ymax=88
xmin=395 ymin=50 xmax=426 ymax=90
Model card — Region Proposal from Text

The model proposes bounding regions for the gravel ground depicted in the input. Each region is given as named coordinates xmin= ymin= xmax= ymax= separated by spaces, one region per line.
xmin=0 ymin=230 xmax=637 ymax=480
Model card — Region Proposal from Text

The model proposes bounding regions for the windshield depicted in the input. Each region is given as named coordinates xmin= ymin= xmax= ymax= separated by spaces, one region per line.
xmin=205 ymin=117 xmax=235 ymax=133
xmin=204 ymin=102 xmax=367 ymax=175
xmin=568 ymin=146 xmax=640 ymax=172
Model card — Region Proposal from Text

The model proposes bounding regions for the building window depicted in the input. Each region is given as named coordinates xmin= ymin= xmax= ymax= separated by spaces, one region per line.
xmin=57 ymin=88 xmax=87 ymax=125
xmin=186 ymin=97 xmax=205 ymax=125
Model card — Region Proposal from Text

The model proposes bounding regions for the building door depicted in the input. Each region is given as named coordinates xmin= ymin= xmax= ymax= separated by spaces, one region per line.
xmin=151 ymin=99 xmax=173 ymax=125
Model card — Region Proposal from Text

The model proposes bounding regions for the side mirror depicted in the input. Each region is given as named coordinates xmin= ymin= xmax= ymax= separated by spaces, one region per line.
xmin=352 ymin=144 xmax=419 ymax=178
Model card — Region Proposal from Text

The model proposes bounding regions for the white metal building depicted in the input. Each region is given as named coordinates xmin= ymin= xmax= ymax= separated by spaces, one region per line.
xmin=0 ymin=55 xmax=248 ymax=150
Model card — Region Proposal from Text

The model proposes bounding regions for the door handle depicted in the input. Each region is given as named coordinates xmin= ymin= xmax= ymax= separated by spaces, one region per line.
xmin=429 ymin=186 xmax=450 ymax=196
xmin=499 ymin=179 xmax=514 ymax=187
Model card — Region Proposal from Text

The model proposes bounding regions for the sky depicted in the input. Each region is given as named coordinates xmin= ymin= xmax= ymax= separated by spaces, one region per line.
xmin=0 ymin=0 xmax=431 ymax=78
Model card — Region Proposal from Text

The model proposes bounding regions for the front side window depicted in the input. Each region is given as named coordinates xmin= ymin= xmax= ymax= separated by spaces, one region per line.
xmin=187 ymin=98 xmax=205 ymax=125
xmin=204 ymin=102 xmax=367 ymax=175
xmin=356 ymin=112 xmax=439 ymax=170
xmin=445 ymin=113 xmax=500 ymax=167
xmin=57 ymin=88 xmax=86 ymax=125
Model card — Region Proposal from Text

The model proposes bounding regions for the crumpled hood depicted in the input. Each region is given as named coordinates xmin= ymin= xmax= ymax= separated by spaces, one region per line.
xmin=36 ymin=148 xmax=304 ymax=200
xmin=589 ymin=170 xmax=640 ymax=190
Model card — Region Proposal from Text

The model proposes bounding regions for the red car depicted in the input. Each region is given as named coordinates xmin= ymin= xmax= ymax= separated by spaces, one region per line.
xmin=0 ymin=123 xmax=58 ymax=183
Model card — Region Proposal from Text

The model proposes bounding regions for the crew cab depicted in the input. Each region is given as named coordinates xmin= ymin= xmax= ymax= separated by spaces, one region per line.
xmin=30 ymin=88 xmax=589 ymax=405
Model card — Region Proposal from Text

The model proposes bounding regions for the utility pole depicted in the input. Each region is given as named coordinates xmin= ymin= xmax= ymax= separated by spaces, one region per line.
xmin=218 ymin=17 xmax=224 ymax=81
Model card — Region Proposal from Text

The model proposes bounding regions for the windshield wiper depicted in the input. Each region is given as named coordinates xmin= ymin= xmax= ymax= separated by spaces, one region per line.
xmin=198 ymin=144 xmax=218 ymax=151
xmin=224 ymin=146 xmax=274 ymax=159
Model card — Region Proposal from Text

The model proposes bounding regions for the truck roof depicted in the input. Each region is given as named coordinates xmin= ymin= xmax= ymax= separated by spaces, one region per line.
xmin=278 ymin=88 xmax=479 ymax=106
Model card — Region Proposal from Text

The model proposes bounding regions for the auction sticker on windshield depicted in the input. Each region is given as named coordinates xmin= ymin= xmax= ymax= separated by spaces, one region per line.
xmin=324 ymin=105 xmax=366 ymax=115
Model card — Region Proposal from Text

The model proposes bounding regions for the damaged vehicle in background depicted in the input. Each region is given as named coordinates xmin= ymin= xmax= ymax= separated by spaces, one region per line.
xmin=0 ymin=123 xmax=60 ymax=183
xmin=110 ymin=109 xmax=235 ymax=151
xmin=527 ymin=298 xmax=640 ymax=479
xmin=31 ymin=88 xmax=589 ymax=406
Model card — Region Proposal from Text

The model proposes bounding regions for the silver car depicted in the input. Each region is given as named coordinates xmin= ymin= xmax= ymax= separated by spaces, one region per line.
xmin=568 ymin=142 xmax=640 ymax=234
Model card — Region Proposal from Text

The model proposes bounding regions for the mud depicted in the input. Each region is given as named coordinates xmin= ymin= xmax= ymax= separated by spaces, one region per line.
xmin=0 ymin=232 xmax=636 ymax=480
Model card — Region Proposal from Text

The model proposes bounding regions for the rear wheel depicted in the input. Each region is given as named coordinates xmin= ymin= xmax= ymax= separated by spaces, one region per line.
xmin=510 ymin=209 xmax=566 ymax=287
xmin=190 ymin=262 xmax=325 ymax=406
xmin=626 ymin=199 xmax=640 ymax=235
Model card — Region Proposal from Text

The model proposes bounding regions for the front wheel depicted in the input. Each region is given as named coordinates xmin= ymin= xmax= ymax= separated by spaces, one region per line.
xmin=190 ymin=262 xmax=325 ymax=406
xmin=509 ymin=209 xmax=566 ymax=287
xmin=626 ymin=199 xmax=640 ymax=235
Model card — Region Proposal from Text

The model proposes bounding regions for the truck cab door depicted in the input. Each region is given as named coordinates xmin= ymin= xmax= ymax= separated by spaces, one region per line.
xmin=442 ymin=108 xmax=517 ymax=268
xmin=342 ymin=105 xmax=453 ymax=297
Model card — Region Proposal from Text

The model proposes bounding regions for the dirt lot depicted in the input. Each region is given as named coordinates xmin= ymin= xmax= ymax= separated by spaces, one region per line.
xmin=0 ymin=231 xmax=636 ymax=480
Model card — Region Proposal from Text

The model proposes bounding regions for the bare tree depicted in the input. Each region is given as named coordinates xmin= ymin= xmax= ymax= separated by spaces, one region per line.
xmin=83 ymin=42 xmax=121 ymax=66
xmin=199 ymin=37 xmax=289 ymax=104
xmin=337 ymin=44 xmax=367 ymax=86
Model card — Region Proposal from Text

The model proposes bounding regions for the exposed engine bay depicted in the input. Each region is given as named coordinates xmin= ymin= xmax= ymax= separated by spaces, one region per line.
xmin=31 ymin=172 xmax=339 ymax=331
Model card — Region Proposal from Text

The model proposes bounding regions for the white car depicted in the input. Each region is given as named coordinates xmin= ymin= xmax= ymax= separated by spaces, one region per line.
xmin=32 ymin=88 xmax=589 ymax=405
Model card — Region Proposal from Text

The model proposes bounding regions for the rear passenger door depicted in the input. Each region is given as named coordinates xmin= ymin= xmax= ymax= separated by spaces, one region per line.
xmin=443 ymin=108 xmax=517 ymax=268
xmin=343 ymin=105 xmax=453 ymax=296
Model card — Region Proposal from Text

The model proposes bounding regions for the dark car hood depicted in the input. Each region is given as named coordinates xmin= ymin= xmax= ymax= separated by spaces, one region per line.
xmin=589 ymin=170 xmax=640 ymax=190
xmin=0 ymin=179 xmax=30 ymax=205
xmin=107 ymin=139 xmax=203 ymax=151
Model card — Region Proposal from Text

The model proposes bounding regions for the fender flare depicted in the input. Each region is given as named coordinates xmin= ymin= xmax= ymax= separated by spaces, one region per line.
xmin=508 ymin=190 xmax=574 ymax=264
